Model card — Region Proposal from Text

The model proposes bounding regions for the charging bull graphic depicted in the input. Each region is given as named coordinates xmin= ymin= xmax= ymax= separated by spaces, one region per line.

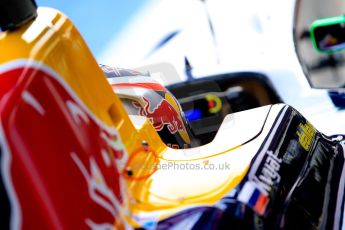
xmin=0 ymin=62 xmax=129 ymax=229
xmin=133 ymin=97 xmax=184 ymax=134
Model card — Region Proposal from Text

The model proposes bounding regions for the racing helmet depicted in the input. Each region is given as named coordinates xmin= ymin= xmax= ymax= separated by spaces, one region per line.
xmin=100 ymin=64 xmax=193 ymax=149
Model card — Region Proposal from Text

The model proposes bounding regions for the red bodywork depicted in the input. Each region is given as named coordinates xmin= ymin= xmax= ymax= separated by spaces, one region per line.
xmin=0 ymin=64 xmax=127 ymax=229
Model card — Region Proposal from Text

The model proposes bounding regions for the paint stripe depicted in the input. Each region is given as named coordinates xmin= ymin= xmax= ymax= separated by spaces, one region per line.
xmin=254 ymin=194 xmax=269 ymax=215
xmin=334 ymin=143 xmax=345 ymax=230
xmin=249 ymin=189 xmax=260 ymax=205
xmin=237 ymin=182 xmax=254 ymax=204
xmin=22 ymin=91 xmax=45 ymax=116
xmin=107 ymin=76 xmax=157 ymax=84
xmin=111 ymin=82 xmax=166 ymax=91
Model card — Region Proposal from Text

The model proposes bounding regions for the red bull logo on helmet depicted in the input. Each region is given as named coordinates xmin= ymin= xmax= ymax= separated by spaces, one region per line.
xmin=133 ymin=97 xmax=184 ymax=134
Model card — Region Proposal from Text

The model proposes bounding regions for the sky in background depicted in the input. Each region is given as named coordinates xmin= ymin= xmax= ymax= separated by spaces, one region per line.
xmin=36 ymin=0 xmax=150 ymax=58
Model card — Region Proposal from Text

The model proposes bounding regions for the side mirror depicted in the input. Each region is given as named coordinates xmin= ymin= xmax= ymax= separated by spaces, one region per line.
xmin=310 ymin=15 xmax=345 ymax=53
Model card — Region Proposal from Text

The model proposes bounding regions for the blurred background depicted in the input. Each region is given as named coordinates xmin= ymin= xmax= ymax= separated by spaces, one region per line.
xmin=29 ymin=1 xmax=345 ymax=134
xmin=37 ymin=0 xmax=152 ymax=60
xmin=36 ymin=0 xmax=222 ymax=70
xmin=36 ymin=0 xmax=282 ymax=79
xmin=36 ymin=0 xmax=345 ymax=89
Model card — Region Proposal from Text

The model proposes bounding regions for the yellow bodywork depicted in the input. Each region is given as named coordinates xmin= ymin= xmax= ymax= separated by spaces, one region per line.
xmin=0 ymin=7 xmax=254 ymax=227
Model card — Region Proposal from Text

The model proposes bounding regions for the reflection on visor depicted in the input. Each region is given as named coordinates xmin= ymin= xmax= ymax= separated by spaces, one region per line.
xmin=185 ymin=108 xmax=202 ymax=121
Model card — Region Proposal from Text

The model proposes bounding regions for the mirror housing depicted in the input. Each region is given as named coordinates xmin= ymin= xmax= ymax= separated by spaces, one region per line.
xmin=310 ymin=15 xmax=345 ymax=53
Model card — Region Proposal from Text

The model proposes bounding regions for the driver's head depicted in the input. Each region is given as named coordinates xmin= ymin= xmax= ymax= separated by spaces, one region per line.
xmin=101 ymin=64 xmax=193 ymax=149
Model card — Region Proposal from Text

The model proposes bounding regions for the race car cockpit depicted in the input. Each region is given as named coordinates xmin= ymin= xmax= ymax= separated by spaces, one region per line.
xmin=1 ymin=0 xmax=345 ymax=229
xmin=103 ymin=63 xmax=282 ymax=147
